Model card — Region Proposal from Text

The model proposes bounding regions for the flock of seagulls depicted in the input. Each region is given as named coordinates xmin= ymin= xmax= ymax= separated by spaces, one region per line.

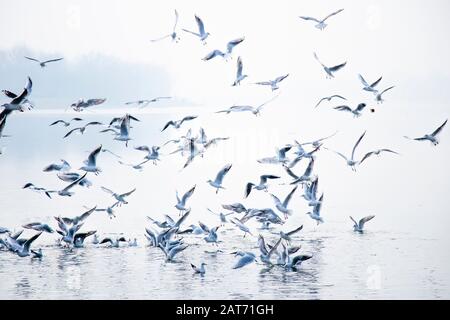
xmin=0 ymin=7 xmax=448 ymax=279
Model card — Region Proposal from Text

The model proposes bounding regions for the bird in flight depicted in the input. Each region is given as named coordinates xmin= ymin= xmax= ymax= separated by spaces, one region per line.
xmin=255 ymin=74 xmax=289 ymax=91
xmin=161 ymin=115 xmax=198 ymax=131
xmin=24 ymin=56 xmax=63 ymax=67
xmin=404 ymin=119 xmax=447 ymax=146
xmin=232 ymin=56 xmax=248 ymax=86
xmin=203 ymin=37 xmax=245 ymax=61
xmin=298 ymin=8 xmax=344 ymax=30
xmin=315 ymin=94 xmax=346 ymax=108
xmin=182 ymin=15 xmax=210 ymax=44
xmin=151 ymin=9 xmax=180 ymax=43
xmin=125 ymin=97 xmax=171 ymax=108
xmin=333 ymin=103 xmax=368 ymax=118
xmin=314 ymin=52 xmax=346 ymax=79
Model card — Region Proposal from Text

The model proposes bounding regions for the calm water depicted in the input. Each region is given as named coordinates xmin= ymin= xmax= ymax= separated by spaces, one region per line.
xmin=1 ymin=111 xmax=449 ymax=299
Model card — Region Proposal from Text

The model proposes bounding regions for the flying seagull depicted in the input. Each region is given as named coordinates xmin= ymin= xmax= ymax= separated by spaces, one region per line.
xmin=1 ymin=77 xmax=33 ymax=115
xmin=245 ymin=175 xmax=280 ymax=198
xmin=374 ymin=86 xmax=395 ymax=104
xmin=101 ymin=187 xmax=136 ymax=206
xmin=315 ymin=95 xmax=346 ymax=108
xmin=280 ymin=225 xmax=303 ymax=244
xmin=299 ymin=8 xmax=344 ymax=30
xmin=24 ymin=56 xmax=63 ymax=67
xmin=175 ymin=185 xmax=196 ymax=213
xmin=327 ymin=131 xmax=367 ymax=171
xmin=207 ymin=164 xmax=232 ymax=193
xmin=216 ymin=94 xmax=279 ymax=116
xmin=79 ymin=145 xmax=102 ymax=174
xmin=203 ymin=37 xmax=245 ymax=61
xmin=255 ymin=74 xmax=289 ymax=91
xmin=50 ymin=118 xmax=83 ymax=127
xmin=151 ymin=9 xmax=180 ymax=43
xmin=232 ymin=56 xmax=248 ymax=86
xmin=358 ymin=74 xmax=382 ymax=93
xmin=270 ymin=186 xmax=298 ymax=219
xmin=306 ymin=194 xmax=324 ymax=225
xmin=161 ymin=115 xmax=197 ymax=131
xmin=43 ymin=159 xmax=71 ymax=172
xmin=45 ymin=172 xmax=88 ymax=198
xmin=182 ymin=15 xmax=210 ymax=44
xmin=63 ymin=121 xmax=103 ymax=138
xmin=70 ymin=98 xmax=106 ymax=112
xmin=359 ymin=149 xmax=399 ymax=164
xmin=314 ymin=52 xmax=346 ymax=79
xmin=404 ymin=119 xmax=447 ymax=146
xmin=334 ymin=103 xmax=368 ymax=118
xmin=350 ymin=215 xmax=375 ymax=233
xmin=125 ymin=97 xmax=171 ymax=108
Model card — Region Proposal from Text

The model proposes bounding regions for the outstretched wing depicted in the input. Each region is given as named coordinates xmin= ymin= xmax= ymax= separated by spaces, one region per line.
xmin=42 ymin=58 xmax=64 ymax=64
xmin=180 ymin=115 xmax=198 ymax=125
xmin=359 ymin=215 xmax=375 ymax=229
xmin=173 ymin=9 xmax=179 ymax=32
xmin=274 ymin=73 xmax=289 ymax=83
xmin=182 ymin=185 xmax=196 ymax=203
xmin=203 ymin=50 xmax=225 ymax=61
xmin=359 ymin=151 xmax=375 ymax=164
xmin=214 ymin=164 xmax=232 ymax=184
xmin=101 ymin=186 xmax=115 ymax=195
xmin=298 ymin=16 xmax=321 ymax=23
xmin=24 ymin=56 xmax=40 ymax=63
xmin=349 ymin=216 xmax=358 ymax=227
xmin=334 ymin=105 xmax=352 ymax=113
xmin=329 ymin=62 xmax=347 ymax=72
xmin=351 ymin=131 xmax=366 ymax=160
xmin=226 ymin=37 xmax=245 ymax=54
xmin=63 ymin=127 xmax=81 ymax=138
xmin=431 ymin=119 xmax=447 ymax=137
xmin=161 ymin=120 xmax=175 ymax=131
xmin=87 ymin=145 xmax=102 ymax=166
xmin=195 ymin=15 xmax=205 ymax=35
xmin=283 ymin=186 xmax=298 ymax=207
xmin=358 ymin=74 xmax=369 ymax=87
xmin=322 ymin=8 xmax=344 ymax=22
xmin=286 ymin=225 xmax=303 ymax=236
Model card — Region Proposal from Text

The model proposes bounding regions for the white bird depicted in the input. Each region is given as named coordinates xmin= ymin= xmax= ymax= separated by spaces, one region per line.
xmin=314 ymin=52 xmax=347 ymax=78
xmin=299 ymin=8 xmax=344 ymax=30
xmin=182 ymin=15 xmax=210 ymax=43
xmin=232 ymin=251 xmax=257 ymax=269
xmin=404 ymin=119 xmax=447 ymax=146
xmin=230 ymin=218 xmax=253 ymax=238
xmin=203 ymin=37 xmax=245 ymax=61
xmin=151 ymin=9 xmax=180 ymax=43
xmin=282 ymin=244 xmax=313 ymax=270
xmin=245 ymin=175 xmax=280 ymax=198
xmin=232 ymin=56 xmax=248 ymax=86
xmin=100 ymin=237 xmax=127 ymax=248
xmin=280 ymin=225 xmax=303 ymax=244
xmin=207 ymin=164 xmax=232 ymax=193
xmin=315 ymin=95 xmax=346 ymax=108
xmin=285 ymin=158 xmax=315 ymax=185
xmin=117 ymin=159 xmax=150 ymax=171
xmin=80 ymin=145 xmax=102 ymax=174
xmin=1 ymin=77 xmax=33 ymax=113
xmin=258 ymin=235 xmax=282 ymax=264
xmin=43 ymin=159 xmax=71 ymax=172
xmin=255 ymin=74 xmax=289 ymax=91
xmin=350 ymin=215 xmax=375 ymax=233
xmin=49 ymin=118 xmax=83 ymax=127
xmin=109 ymin=115 xmax=132 ymax=146
xmin=125 ymin=97 xmax=171 ymax=108
xmin=327 ymin=131 xmax=366 ymax=171
xmin=63 ymin=121 xmax=103 ymax=138
xmin=207 ymin=208 xmax=235 ymax=226
xmin=135 ymin=145 xmax=161 ymax=164
xmin=298 ymin=131 xmax=338 ymax=148
xmin=45 ymin=172 xmax=88 ymax=198
xmin=7 ymin=232 xmax=42 ymax=257
xmin=22 ymin=222 xmax=54 ymax=233
xmin=89 ymin=202 xmax=120 ymax=219
xmin=257 ymin=145 xmax=292 ymax=164
xmin=270 ymin=186 xmax=298 ymax=219
xmin=57 ymin=172 xmax=92 ymax=188
xmin=158 ymin=242 xmax=188 ymax=262
xmin=191 ymin=262 xmax=207 ymax=274
xmin=216 ymin=94 xmax=279 ymax=116
xmin=306 ymin=194 xmax=324 ymax=225
xmin=359 ymin=149 xmax=399 ymax=164
xmin=175 ymin=185 xmax=196 ymax=213
xmin=74 ymin=231 xmax=97 ymax=248
xmin=70 ymin=98 xmax=106 ymax=112
xmin=101 ymin=187 xmax=136 ymax=206
xmin=161 ymin=116 xmax=198 ymax=131
xmin=128 ymin=238 xmax=138 ymax=247
xmin=358 ymin=74 xmax=383 ymax=93
xmin=334 ymin=103 xmax=368 ymax=118
xmin=203 ymin=225 xmax=220 ymax=245
xmin=61 ymin=206 xmax=96 ymax=226
xmin=55 ymin=217 xmax=84 ymax=246
xmin=374 ymin=86 xmax=395 ymax=104
xmin=24 ymin=56 xmax=63 ymax=67
xmin=22 ymin=183 xmax=50 ymax=197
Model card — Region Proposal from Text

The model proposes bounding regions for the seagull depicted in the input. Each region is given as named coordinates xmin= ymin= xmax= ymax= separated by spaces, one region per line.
xmin=89 ymin=202 xmax=120 ymax=219
xmin=61 ymin=206 xmax=96 ymax=226
xmin=161 ymin=115 xmax=198 ymax=131
xmin=350 ymin=215 xmax=375 ymax=233
xmin=1 ymin=77 xmax=33 ymax=113
xmin=281 ymin=244 xmax=313 ymax=270
xmin=327 ymin=131 xmax=366 ymax=171
xmin=299 ymin=8 xmax=344 ymax=30
xmin=151 ymin=9 xmax=180 ymax=43
xmin=22 ymin=183 xmax=50 ymax=197
xmin=298 ymin=131 xmax=338 ymax=148
xmin=302 ymin=177 xmax=321 ymax=207
xmin=49 ymin=118 xmax=83 ymax=127
xmin=175 ymin=185 xmax=196 ymax=213
xmin=203 ymin=37 xmax=245 ymax=61
xmin=100 ymin=237 xmax=127 ymax=248
xmin=203 ymin=225 xmax=220 ymax=245
xmin=22 ymin=223 xmax=54 ymax=233
xmin=63 ymin=121 xmax=103 ymax=138
xmin=128 ymin=238 xmax=138 ymax=247
xmin=55 ymin=217 xmax=84 ymax=246
xmin=31 ymin=248 xmax=43 ymax=259
xmin=111 ymin=115 xmax=132 ymax=146
xmin=232 ymin=56 xmax=248 ymax=86
xmin=70 ymin=98 xmax=106 ymax=112
xmin=230 ymin=218 xmax=253 ymax=238
xmin=359 ymin=149 xmax=399 ymax=164
xmin=207 ymin=164 xmax=232 ymax=193
xmin=222 ymin=203 xmax=248 ymax=214
xmin=232 ymin=251 xmax=257 ymax=269
xmin=43 ymin=159 xmax=71 ymax=172
xmin=24 ymin=56 xmax=63 ymax=67
xmin=255 ymin=74 xmax=289 ymax=91
xmin=207 ymin=208 xmax=235 ymax=226
xmin=182 ymin=138 xmax=203 ymax=169
xmin=245 ymin=175 xmax=280 ymax=198
xmin=315 ymin=95 xmax=347 ymax=108
xmin=374 ymin=86 xmax=395 ymax=104
xmin=73 ymin=231 xmax=97 ymax=248
xmin=257 ymin=145 xmax=292 ymax=164
xmin=334 ymin=103 xmax=368 ymax=118
xmin=191 ymin=262 xmax=207 ymax=275
xmin=101 ymin=187 xmax=136 ymax=206
xmin=80 ymin=145 xmax=102 ymax=174
xmin=216 ymin=94 xmax=279 ymax=116
xmin=358 ymin=74 xmax=383 ymax=93
xmin=158 ymin=242 xmax=188 ymax=262
xmin=314 ymin=52 xmax=346 ymax=78
xmin=270 ymin=186 xmax=298 ymax=219
xmin=117 ymin=159 xmax=150 ymax=171
xmin=258 ymin=235 xmax=282 ymax=264
xmin=404 ymin=119 xmax=447 ymax=146
xmin=135 ymin=145 xmax=161 ymax=164
xmin=45 ymin=172 xmax=88 ymax=198
xmin=8 ymin=232 xmax=42 ymax=257
xmin=57 ymin=172 xmax=92 ymax=188
xmin=108 ymin=114 xmax=140 ymax=128
xmin=125 ymin=97 xmax=171 ymax=108
xmin=306 ymin=194 xmax=324 ymax=225
xmin=182 ymin=15 xmax=210 ymax=43
xmin=280 ymin=225 xmax=303 ymax=244
xmin=285 ymin=158 xmax=315 ymax=185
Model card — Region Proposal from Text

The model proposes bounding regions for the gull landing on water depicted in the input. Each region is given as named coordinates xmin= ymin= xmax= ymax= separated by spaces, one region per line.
xmin=151 ymin=9 xmax=180 ymax=43
xmin=404 ymin=119 xmax=447 ymax=146
xmin=299 ymin=8 xmax=344 ymax=30
xmin=24 ymin=56 xmax=63 ymax=67
xmin=314 ymin=52 xmax=346 ymax=79
xmin=350 ymin=215 xmax=375 ymax=233
xmin=182 ymin=15 xmax=210 ymax=44
xmin=203 ymin=37 xmax=245 ymax=61
xmin=255 ymin=74 xmax=289 ymax=91
xmin=207 ymin=164 xmax=232 ymax=194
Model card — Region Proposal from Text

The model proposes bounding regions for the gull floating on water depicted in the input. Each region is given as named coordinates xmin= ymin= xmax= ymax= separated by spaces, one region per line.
xmin=207 ymin=164 xmax=232 ymax=193
xmin=24 ymin=56 xmax=63 ymax=67
xmin=203 ymin=37 xmax=245 ymax=61
xmin=191 ymin=262 xmax=207 ymax=274
xmin=151 ymin=9 xmax=180 ymax=43
xmin=404 ymin=119 xmax=447 ymax=146
xmin=299 ymin=8 xmax=344 ymax=30
xmin=280 ymin=243 xmax=312 ymax=270
xmin=255 ymin=74 xmax=289 ymax=91
xmin=315 ymin=94 xmax=346 ymax=108
xmin=182 ymin=15 xmax=210 ymax=44
xmin=245 ymin=175 xmax=280 ymax=198
xmin=350 ymin=215 xmax=375 ymax=233
xmin=314 ymin=52 xmax=347 ymax=79
xmin=358 ymin=74 xmax=382 ymax=93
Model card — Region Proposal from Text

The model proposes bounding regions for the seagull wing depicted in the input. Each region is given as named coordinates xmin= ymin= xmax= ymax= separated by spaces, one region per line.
xmin=23 ymin=232 xmax=42 ymax=252
xmin=379 ymin=86 xmax=395 ymax=96
xmin=298 ymin=16 xmax=321 ymax=23
xmin=24 ymin=56 xmax=40 ymax=63
xmin=328 ymin=62 xmax=347 ymax=72
xmin=431 ymin=119 xmax=448 ymax=137
xmin=195 ymin=15 xmax=205 ymax=35
xmin=151 ymin=34 xmax=171 ymax=42
xmin=260 ymin=175 xmax=280 ymax=184
xmin=101 ymin=186 xmax=115 ymax=195
xmin=173 ymin=9 xmax=179 ymax=32
xmin=2 ymin=90 xmax=17 ymax=98
xmin=359 ymin=151 xmax=375 ymax=164
xmin=359 ymin=215 xmax=375 ymax=229
xmin=274 ymin=73 xmax=289 ymax=83
xmin=179 ymin=115 xmax=198 ymax=125
xmin=62 ymin=172 xmax=87 ymax=192
xmin=182 ymin=185 xmax=196 ymax=203
xmin=358 ymin=74 xmax=369 ymax=87
xmin=322 ymin=8 xmax=344 ymax=22
xmin=236 ymin=56 xmax=243 ymax=78
xmin=120 ymin=188 xmax=136 ymax=198
xmin=334 ymin=105 xmax=352 ymax=113
xmin=203 ymin=50 xmax=225 ymax=61
xmin=286 ymin=225 xmax=303 ymax=236
xmin=161 ymin=120 xmax=175 ymax=131
xmin=182 ymin=28 xmax=200 ymax=37
xmin=349 ymin=216 xmax=358 ymax=227
xmin=42 ymin=58 xmax=64 ymax=64
xmin=351 ymin=131 xmax=366 ymax=160
xmin=370 ymin=76 xmax=383 ymax=88
xmin=63 ymin=127 xmax=81 ymax=138
xmin=258 ymin=235 xmax=268 ymax=256
xmin=233 ymin=254 xmax=255 ymax=269
xmin=87 ymin=145 xmax=102 ymax=167
xmin=226 ymin=37 xmax=245 ymax=54
xmin=282 ymin=186 xmax=298 ymax=207
xmin=284 ymin=166 xmax=299 ymax=179
xmin=214 ymin=164 xmax=232 ymax=184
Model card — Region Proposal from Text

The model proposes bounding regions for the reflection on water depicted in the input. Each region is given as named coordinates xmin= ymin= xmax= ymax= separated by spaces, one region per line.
xmin=1 ymin=114 xmax=449 ymax=299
